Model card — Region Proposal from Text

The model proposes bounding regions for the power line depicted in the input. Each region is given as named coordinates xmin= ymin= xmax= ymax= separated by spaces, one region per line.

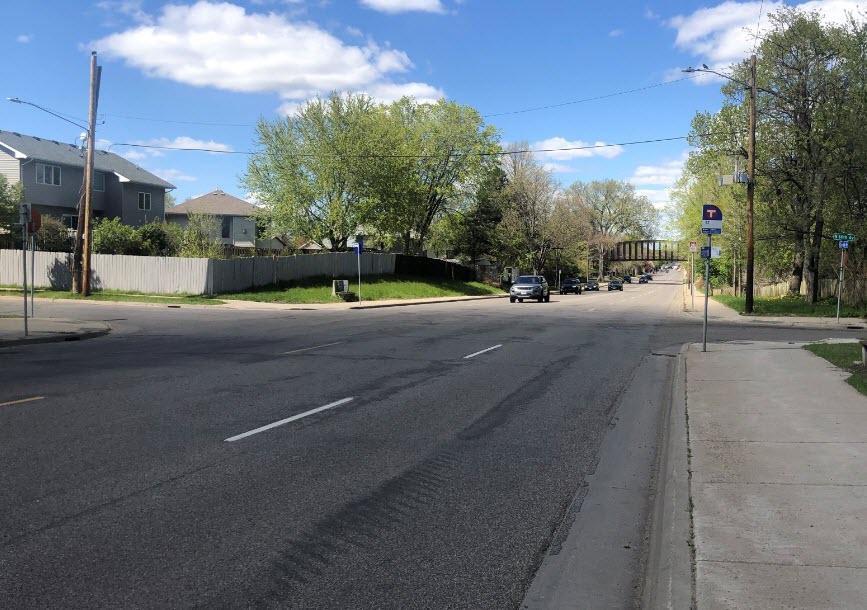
xmin=753 ymin=0 xmax=765 ymax=53
xmin=109 ymin=130 xmax=741 ymax=159
xmin=481 ymin=75 xmax=701 ymax=118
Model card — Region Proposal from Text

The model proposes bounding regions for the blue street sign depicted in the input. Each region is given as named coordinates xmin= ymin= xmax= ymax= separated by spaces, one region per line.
xmin=354 ymin=239 xmax=363 ymax=254
xmin=840 ymin=241 xmax=849 ymax=249
xmin=700 ymin=246 xmax=711 ymax=259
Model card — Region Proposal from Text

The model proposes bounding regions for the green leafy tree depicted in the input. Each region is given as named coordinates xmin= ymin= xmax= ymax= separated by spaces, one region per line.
xmin=242 ymin=92 xmax=383 ymax=251
xmin=179 ymin=212 xmax=225 ymax=259
xmin=92 ymin=217 xmax=147 ymax=255
xmin=0 ymin=175 xmax=24 ymax=245
xmin=137 ymin=221 xmax=182 ymax=256
xmin=36 ymin=215 xmax=72 ymax=252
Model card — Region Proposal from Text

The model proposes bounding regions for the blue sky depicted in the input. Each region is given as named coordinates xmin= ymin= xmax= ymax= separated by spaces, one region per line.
xmin=4 ymin=0 xmax=862 ymax=207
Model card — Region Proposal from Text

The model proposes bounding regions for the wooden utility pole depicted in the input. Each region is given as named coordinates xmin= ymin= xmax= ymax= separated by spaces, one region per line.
xmin=81 ymin=51 xmax=102 ymax=296
xmin=745 ymin=53 xmax=757 ymax=313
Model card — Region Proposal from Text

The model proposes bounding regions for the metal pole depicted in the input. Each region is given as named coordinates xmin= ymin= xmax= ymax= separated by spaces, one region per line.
xmin=836 ymin=247 xmax=844 ymax=322
xmin=745 ymin=53 xmax=757 ymax=313
xmin=357 ymin=249 xmax=362 ymax=303
xmin=30 ymin=234 xmax=35 ymax=318
xmin=691 ymin=251 xmax=695 ymax=311
xmin=21 ymin=210 xmax=28 ymax=337
xmin=703 ymin=234 xmax=711 ymax=352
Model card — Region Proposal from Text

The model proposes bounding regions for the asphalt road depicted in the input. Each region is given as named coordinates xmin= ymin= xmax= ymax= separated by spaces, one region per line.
xmin=0 ymin=277 xmax=860 ymax=609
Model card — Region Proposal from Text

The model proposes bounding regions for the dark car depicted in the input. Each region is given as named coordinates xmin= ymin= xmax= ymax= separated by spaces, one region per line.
xmin=585 ymin=280 xmax=600 ymax=291
xmin=622 ymin=275 xmax=632 ymax=283
xmin=560 ymin=278 xmax=582 ymax=294
xmin=638 ymin=275 xmax=648 ymax=284
xmin=608 ymin=280 xmax=624 ymax=291
xmin=509 ymin=275 xmax=550 ymax=303
xmin=641 ymin=273 xmax=653 ymax=281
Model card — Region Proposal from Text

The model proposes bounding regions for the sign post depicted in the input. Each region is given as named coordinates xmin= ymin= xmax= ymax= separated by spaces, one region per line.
xmin=19 ymin=204 xmax=29 ymax=336
xmin=701 ymin=205 xmax=723 ymax=352
xmin=836 ymin=236 xmax=855 ymax=322
xmin=354 ymin=237 xmax=363 ymax=303
xmin=689 ymin=241 xmax=697 ymax=311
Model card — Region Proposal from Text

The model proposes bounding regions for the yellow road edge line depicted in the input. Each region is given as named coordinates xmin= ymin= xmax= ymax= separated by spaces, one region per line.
xmin=0 ymin=396 xmax=45 ymax=408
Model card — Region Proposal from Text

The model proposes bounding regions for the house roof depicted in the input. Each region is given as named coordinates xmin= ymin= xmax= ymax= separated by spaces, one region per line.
xmin=165 ymin=190 xmax=257 ymax=217
xmin=0 ymin=130 xmax=176 ymax=189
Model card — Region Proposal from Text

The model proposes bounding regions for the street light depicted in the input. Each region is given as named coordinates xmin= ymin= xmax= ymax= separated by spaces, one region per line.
xmin=683 ymin=55 xmax=758 ymax=314
xmin=6 ymin=97 xmax=90 ymax=134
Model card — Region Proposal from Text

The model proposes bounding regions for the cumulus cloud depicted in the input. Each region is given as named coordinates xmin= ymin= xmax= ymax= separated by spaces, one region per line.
xmin=668 ymin=1 xmax=862 ymax=83
xmin=93 ymin=1 xmax=443 ymax=108
xmin=360 ymin=0 xmax=446 ymax=14
xmin=16 ymin=34 xmax=31 ymax=43
xmin=150 ymin=168 xmax=197 ymax=182
xmin=531 ymin=137 xmax=625 ymax=161
xmin=635 ymin=188 xmax=673 ymax=209
xmin=628 ymin=152 xmax=688 ymax=187
xmin=119 ymin=136 xmax=234 ymax=159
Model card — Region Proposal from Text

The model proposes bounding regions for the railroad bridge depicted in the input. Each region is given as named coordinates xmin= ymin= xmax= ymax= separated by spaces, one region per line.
xmin=607 ymin=240 xmax=685 ymax=262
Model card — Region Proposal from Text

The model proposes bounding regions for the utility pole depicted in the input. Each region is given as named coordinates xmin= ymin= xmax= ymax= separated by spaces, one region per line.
xmin=81 ymin=51 xmax=102 ymax=297
xmin=745 ymin=53 xmax=757 ymax=313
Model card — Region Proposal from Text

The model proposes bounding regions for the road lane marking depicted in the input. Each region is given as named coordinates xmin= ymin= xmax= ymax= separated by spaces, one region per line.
xmin=0 ymin=396 xmax=45 ymax=408
xmin=463 ymin=344 xmax=502 ymax=359
xmin=588 ymin=308 xmax=597 ymax=312
xmin=282 ymin=341 xmax=343 ymax=355
xmin=225 ymin=397 xmax=355 ymax=442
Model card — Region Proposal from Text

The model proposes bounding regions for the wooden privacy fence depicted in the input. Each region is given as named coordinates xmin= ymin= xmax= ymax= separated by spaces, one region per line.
xmin=0 ymin=249 xmax=399 ymax=295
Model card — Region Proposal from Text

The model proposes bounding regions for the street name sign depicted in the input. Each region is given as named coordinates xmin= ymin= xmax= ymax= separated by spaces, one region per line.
xmin=834 ymin=233 xmax=856 ymax=241
xmin=701 ymin=205 xmax=723 ymax=235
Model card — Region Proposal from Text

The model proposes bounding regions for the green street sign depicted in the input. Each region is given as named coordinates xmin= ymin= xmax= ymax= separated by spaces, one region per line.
xmin=834 ymin=232 xmax=856 ymax=241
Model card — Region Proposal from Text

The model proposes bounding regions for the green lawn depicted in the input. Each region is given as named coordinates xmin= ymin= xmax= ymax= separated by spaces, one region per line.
xmin=712 ymin=294 xmax=867 ymax=318
xmin=805 ymin=342 xmax=867 ymax=396
xmin=221 ymin=275 xmax=504 ymax=304
xmin=0 ymin=287 xmax=222 ymax=306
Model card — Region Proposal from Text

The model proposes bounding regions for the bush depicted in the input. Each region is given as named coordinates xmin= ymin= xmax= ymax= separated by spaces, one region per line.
xmin=92 ymin=217 xmax=147 ymax=255
xmin=137 ymin=220 xmax=182 ymax=256
xmin=179 ymin=212 xmax=225 ymax=259
xmin=36 ymin=215 xmax=72 ymax=252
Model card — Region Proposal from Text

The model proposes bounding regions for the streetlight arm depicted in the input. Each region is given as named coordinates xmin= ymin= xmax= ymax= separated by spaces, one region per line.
xmin=6 ymin=97 xmax=90 ymax=133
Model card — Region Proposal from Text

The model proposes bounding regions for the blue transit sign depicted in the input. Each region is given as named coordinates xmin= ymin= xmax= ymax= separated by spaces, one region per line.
xmin=701 ymin=204 xmax=723 ymax=235
xmin=700 ymin=246 xmax=711 ymax=259
xmin=840 ymin=241 xmax=849 ymax=249
xmin=354 ymin=239 xmax=364 ymax=254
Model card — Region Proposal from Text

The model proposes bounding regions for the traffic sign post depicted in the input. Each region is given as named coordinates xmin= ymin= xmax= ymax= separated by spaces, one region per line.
xmin=354 ymin=237 xmax=364 ymax=303
xmin=700 ymin=205 xmax=723 ymax=352
xmin=19 ymin=204 xmax=29 ymax=336
xmin=835 ymin=233 xmax=856 ymax=322
xmin=689 ymin=241 xmax=697 ymax=311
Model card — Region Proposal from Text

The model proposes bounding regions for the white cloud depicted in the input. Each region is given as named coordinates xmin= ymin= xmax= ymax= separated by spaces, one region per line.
xmin=96 ymin=0 xmax=153 ymax=24
xmin=16 ymin=34 xmax=31 ymax=43
xmin=668 ymin=1 xmax=862 ymax=83
xmin=120 ymin=150 xmax=149 ymax=161
xmin=628 ymin=152 xmax=688 ymax=187
xmin=360 ymin=0 xmax=446 ymax=14
xmin=635 ymin=188 xmax=672 ymax=209
xmin=150 ymin=168 xmax=197 ymax=182
xmin=366 ymin=81 xmax=443 ymax=103
xmin=609 ymin=29 xmax=624 ymax=37
xmin=542 ymin=162 xmax=578 ymax=173
xmin=118 ymin=136 xmax=233 ymax=159
xmin=531 ymin=137 xmax=625 ymax=161
xmin=93 ymin=1 xmax=443 ymax=109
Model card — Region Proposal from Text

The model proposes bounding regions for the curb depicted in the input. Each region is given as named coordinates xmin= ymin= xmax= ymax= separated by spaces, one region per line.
xmin=349 ymin=294 xmax=508 ymax=309
xmin=642 ymin=344 xmax=694 ymax=610
xmin=0 ymin=327 xmax=111 ymax=348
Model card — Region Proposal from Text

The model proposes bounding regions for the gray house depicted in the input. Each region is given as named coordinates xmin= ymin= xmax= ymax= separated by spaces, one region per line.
xmin=0 ymin=129 xmax=176 ymax=228
xmin=165 ymin=190 xmax=284 ymax=250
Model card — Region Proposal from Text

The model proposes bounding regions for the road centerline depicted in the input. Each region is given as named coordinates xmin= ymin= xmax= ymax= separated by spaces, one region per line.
xmin=225 ymin=397 xmax=355 ymax=442
xmin=463 ymin=344 xmax=503 ymax=359
xmin=0 ymin=396 xmax=45 ymax=408
xmin=282 ymin=341 xmax=343 ymax=355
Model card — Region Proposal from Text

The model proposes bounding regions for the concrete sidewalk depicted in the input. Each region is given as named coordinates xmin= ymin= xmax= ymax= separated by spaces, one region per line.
xmin=686 ymin=341 xmax=867 ymax=608
xmin=0 ymin=317 xmax=111 ymax=347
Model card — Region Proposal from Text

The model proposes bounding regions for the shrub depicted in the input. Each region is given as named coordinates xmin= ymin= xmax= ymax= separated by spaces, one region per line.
xmin=92 ymin=217 xmax=147 ymax=255
xmin=36 ymin=215 xmax=72 ymax=252
xmin=179 ymin=212 xmax=225 ymax=259
xmin=137 ymin=220 xmax=182 ymax=256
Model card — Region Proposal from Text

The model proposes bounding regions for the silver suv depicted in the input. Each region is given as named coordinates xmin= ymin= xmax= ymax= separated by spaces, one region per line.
xmin=509 ymin=275 xmax=550 ymax=303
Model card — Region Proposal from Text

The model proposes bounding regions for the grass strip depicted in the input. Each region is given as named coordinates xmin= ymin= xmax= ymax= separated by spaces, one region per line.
xmin=713 ymin=294 xmax=867 ymax=318
xmin=804 ymin=342 xmax=867 ymax=396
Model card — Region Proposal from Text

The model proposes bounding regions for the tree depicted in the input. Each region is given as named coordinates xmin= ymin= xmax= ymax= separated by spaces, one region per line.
xmin=165 ymin=192 xmax=177 ymax=209
xmin=368 ymin=98 xmax=501 ymax=254
xmin=137 ymin=221 xmax=182 ymax=256
xmin=0 ymin=175 xmax=24 ymax=246
xmin=92 ymin=217 xmax=147 ymax=255
xmin=36 ymin=216 xmax=72 ymax=252
xmin=179 ymin=212 xmax=224 ymax=259
xmin=242 ymin=92 xmax=383 ymax=251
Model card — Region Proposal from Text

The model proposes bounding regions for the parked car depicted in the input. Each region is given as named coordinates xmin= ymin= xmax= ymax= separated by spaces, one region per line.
xmin=640 ymin=273 xmax=653 ymax=281
xmin=638 ymin=275 xmax=648 ymax=284
xmin=560 ymin=278 xmax=582 ymax=294
xmin=509 ymin=275 xmax=550 ymax=303
xmin=622 ymin=275 xmax=632 ymax=283
xmin=585 ymin=280 xmax=600 ymax=291
xmin=608 ymin=280 xmax=624 ymax=291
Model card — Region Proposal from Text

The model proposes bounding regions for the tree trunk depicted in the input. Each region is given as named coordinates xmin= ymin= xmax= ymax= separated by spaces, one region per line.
xmin=598 ymin=246 xmax=604 ymax=279
xmin=789 ymin=229 xmax=805 ymax=295
xmin=805 ymin=218 xmax=823 ymax=304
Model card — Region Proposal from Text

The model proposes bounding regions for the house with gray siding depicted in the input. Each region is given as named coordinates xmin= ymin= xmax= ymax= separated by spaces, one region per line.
xmin=165 ymin=190 xmax=284 ymax=250
xmin=0 ymin=129 xmax=175 ymax=228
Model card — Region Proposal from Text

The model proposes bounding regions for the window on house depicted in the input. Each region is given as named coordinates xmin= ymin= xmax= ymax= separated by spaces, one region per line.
xmin=138 ymin=192 xmax=151 ymax=211
xmin=94 ymin=172 xmax=105 ymax=192
xmin=36 ymin=163 xmax=61 ymax=186
xmin=221 ymin=216 xmax=232 ymax=239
